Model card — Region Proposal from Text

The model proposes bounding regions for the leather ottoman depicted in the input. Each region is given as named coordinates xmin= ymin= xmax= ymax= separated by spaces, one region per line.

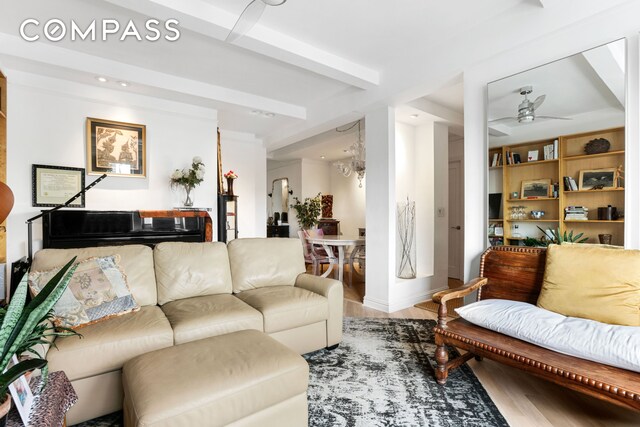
xmin=122 ymin=330 xmax=309 ymax=427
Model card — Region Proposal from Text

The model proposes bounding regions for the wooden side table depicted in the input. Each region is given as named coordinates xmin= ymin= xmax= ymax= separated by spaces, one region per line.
xmin=8 ymin=371 xmax=77 ymax=427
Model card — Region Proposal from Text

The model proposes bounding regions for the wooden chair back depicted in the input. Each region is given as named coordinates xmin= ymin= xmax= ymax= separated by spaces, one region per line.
xmin=478 ymin=246 xmax=547 ymax=304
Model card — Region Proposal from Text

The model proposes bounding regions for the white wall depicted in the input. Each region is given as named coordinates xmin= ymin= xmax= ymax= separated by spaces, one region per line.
xmin=463 ymin=9 xmax=640 ymax=291
xmin=301 ymin=159 xmax=330 ymax=198
xmin=329 ymin=167 xmax=365 ymax=236
xmin=220 ymin=131 xmax=267 ymax=238
xmin=5 ymin=71 xmax=267 ymax=267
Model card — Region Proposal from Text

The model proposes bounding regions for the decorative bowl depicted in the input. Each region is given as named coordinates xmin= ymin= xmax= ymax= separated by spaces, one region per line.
xmin=530 ymin=210 xmax=545 ymax=219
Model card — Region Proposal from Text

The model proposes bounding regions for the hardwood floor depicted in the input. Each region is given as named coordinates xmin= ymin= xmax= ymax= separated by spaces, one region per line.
xmin=341 ymin=282 xmax=640 ymax=426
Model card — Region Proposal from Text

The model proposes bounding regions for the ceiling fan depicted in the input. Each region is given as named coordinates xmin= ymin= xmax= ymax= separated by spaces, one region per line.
xmin=226 ymin=0 xmax=287 ymax=43
xmin=489 ymin=86 xmax=570 ymax=124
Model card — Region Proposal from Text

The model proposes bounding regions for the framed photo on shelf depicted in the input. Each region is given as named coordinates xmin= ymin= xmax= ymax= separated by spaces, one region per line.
xmin=32 ymin=164 xmax=85 ymax=207
xmin=521 ymin=179 xmax=551 ymax=199
xmin=86 ymin=118 xmax=146 ymax=177
xmin=7 ymin=355 xmax=35 ymax=425
xmin=579 ymin=168 xmax=617 ymax=191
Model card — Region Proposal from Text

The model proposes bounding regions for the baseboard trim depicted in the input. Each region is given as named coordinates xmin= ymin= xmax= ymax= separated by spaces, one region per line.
xmin=389 ymin=285 xmax=448 ymax=313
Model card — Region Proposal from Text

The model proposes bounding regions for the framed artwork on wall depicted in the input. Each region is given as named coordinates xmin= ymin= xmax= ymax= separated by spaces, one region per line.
xmin=521 ymin=178 xmax=551 ymax=199
xmin=578 ymin=168 xmax=617 ymax=191
xmin=86 ymin=118 xmax=146 ymax=177
xmin=32 ymin=164 xmax=85 ymax=207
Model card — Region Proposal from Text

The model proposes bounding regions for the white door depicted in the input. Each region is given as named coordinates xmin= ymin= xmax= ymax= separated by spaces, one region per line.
xmin=448 ymin=160 xmax=463 ymax=279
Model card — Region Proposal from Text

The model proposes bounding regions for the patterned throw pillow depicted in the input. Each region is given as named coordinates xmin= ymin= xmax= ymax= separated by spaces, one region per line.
xmin=28 ymin=255 xmax=139 ymax=329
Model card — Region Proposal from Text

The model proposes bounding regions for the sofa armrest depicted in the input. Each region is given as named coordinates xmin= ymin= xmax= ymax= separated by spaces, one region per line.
xmin=432 ymin=277 xmax=487 ymax=328
xmin=295 ymin=274 xmax=343 ymax=347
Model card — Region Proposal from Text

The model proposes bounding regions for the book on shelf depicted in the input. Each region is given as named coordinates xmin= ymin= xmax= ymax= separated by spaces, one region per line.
xmin=563 ymin=176 xmax=578 ymax=191
xmin=564 ymin=206 xmax=588 ymax=220
xmin=491 ymin=152 xmax=499 ymax=167
xmin=543 ymin=143 xmax=557 ymax=160
xmin=553 ymin=139 xmax=558 ymax=159
xmin=513 ymin=153 xmax=521 ymax=164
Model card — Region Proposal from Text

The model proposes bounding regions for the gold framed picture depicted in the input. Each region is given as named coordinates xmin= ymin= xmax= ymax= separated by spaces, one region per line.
xmin=521 ymin=178 xmax=551 ymax=199
xmin=86 ymin=118 xmax=146 ymax=177
xmin=578 ymin=168 xmax=617 ymax=191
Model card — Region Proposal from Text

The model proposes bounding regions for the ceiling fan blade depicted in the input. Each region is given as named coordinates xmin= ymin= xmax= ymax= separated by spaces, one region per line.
xmin=533 ymin=94 xmax=546 ymax=110
xmin=536 ymin=115 xmax=571 ymax=120
xmin=488 ymin=117 xmax=518 ymax=124
xmin=226 ymin=0 xmax=266 ymax=43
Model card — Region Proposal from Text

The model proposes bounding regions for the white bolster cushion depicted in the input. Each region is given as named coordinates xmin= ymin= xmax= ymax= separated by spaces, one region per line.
xmin=455 ymin=299 xmax=640 ymax=373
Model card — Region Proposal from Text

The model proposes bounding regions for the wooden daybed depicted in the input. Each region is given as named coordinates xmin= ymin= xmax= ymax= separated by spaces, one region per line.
xmin=432 ymin=245 xmax=640 ymax=411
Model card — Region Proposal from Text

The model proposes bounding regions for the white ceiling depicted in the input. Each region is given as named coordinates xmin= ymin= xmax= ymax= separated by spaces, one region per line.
xmin=0 ymin=0 xmax=633 ymax=152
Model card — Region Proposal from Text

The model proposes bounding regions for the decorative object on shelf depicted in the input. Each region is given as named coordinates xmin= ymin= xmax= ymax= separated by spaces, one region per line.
xmin=86 ymin=117 xmax=146 ymax=177
xmin=321 ymin=195 xmax=334 ymax=218
xmin=273 ymin=212 xmax=280 ymax=225
xmin=616 ymin=165 xmax=625 ymax=187
xmin=396 ymin=199 xmax=416 ymax=279
xmin=530 ymin=210 xmax=545 ymax=219
xmin=511 ymin=191 xmax=519 ymax=199
xmin=578 ymin=168 xmax=616 ymax=191
xmin=527 ymin=150 xmax=539 ymax=162
xmin=534 ymin=226 xmax=588 ymax=246
xmin=223 ymin=170 xmax=238 ymax=196
xmin=521 ymin=179 xmax=551 ymax=199
xmin=584 ymin=138 xmax=611 ymax=155
xmin=267 ymin=216 xmax=274 ymax=226
xmin=0 ymin=258 xmax=81 ymax=424
xmin=0 ymin=181 xmax=14 ymax=226
xmin=290 ymin=193 xmax=321 ymax=230
xmin=509 ymin=206 xmax=526 ymax=220
xmin=32 ymin=165 xmax=85 ymax=208
xmin=171 ymin=157 xmax=205 ymax=207
xmin=598 ymin=234 xmax=613 ymax=245
xmin=334 ymin=120 xmax=366 ymax=188
xmin=597 ymin=205 xmax=618 ymax=221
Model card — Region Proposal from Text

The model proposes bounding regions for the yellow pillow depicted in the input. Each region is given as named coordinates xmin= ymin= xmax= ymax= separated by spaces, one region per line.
xmin=537 ymin=244 xmax=640 ymax=326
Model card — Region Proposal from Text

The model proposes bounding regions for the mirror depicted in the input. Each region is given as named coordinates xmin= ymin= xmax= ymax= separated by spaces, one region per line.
xmin=270 ymin=178 xmax=290 ymax=221
xmin=487 ymin=39 xmax=626 ymax=246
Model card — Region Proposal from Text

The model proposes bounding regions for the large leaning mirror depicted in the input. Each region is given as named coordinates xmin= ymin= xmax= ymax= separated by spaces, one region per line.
xmin=487 ymin=39 xmax=626 ymax=247
xmin=270 ymin=178 xmax=290 ymax=220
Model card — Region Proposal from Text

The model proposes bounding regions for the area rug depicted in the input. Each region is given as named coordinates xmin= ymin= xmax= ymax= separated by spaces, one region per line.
xmin=77 ymin=318 xmax=507 ymax=427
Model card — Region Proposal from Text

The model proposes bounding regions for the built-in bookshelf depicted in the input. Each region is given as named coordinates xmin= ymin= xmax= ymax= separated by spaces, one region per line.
xmin=489 ymin=126 xmax=625 ymax=246
xmin=0 ymin=70 xmax=6 ymax=266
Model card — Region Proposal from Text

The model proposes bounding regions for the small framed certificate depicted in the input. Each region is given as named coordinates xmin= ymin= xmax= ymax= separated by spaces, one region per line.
xmin=32 ymin=164 xmax=85 ymax=207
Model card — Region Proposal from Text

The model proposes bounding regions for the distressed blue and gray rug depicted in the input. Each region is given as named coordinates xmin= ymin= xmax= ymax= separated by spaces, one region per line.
xmin=79 ymin=318 xmax=507 ymax=427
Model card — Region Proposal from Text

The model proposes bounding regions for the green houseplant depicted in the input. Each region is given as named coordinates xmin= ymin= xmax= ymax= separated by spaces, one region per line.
xmin=290 ymin=193 xmax=322 ymax=229
xmin=0 ymin=258 xmax=80 ymax=421
xmin=523 ymin=226 xmax=589 ymax=247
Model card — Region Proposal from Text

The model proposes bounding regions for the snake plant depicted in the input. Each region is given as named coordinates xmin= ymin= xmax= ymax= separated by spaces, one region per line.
xmin=535 ymin=226 xmax=588 ymax=246
xmin=0 ymin=257 xmax=80 ymax=399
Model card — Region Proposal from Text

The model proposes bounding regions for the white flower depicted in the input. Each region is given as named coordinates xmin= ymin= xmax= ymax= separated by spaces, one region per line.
xmin=198 ymin=165 xmax=206 ymax=172
xmin=182 ymin=168 xmax=190 ymax=176
xmin=170 ymin=170 xmax=183 ymax=180
xmin=195 ymin=169 xmax=205 ymax=179
xmin=193 ymin=156 xmax=202 ymax=164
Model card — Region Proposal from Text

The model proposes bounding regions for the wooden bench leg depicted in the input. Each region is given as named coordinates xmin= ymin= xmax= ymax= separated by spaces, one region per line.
xmin=435 ymin=342 xmax=449 ymax=385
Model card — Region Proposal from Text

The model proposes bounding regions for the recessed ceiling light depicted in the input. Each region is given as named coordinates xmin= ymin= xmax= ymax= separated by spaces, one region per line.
xmin=264 ymin=112 xmax=275 ymax=118
xmin=250 ymin=110 xmax=260 ymax=115
xmin=118 ymin=81 xmax=130 ymax=87
xmin=96 ymin=76 xmax=108 ymax=83
xmin=410 ymin=114 xmax=419 ymax=119
xmin=321 ymin=156 xmax=326 ymax=159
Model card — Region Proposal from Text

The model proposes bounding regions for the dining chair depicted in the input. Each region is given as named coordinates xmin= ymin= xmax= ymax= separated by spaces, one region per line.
xmin=298 ymin=230 xmax=332 ymax=275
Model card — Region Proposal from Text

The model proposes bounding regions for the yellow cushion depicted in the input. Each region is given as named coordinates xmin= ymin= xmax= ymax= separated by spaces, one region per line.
xmin=537 ymin=244 xmax=640 ymax=326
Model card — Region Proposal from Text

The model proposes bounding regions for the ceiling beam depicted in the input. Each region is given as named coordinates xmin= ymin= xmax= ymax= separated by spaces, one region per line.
xmin=103 ymin=0 xmax=380 ymax=89
xmin=581 ymin=45 xmax=625 ymax=108
xmin=0 ymin=33 xmax=306 ymax=119
xmin=406 ymin=98 xmax=464 ymax=126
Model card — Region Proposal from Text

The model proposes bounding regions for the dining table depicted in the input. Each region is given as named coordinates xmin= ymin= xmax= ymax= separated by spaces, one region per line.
xmin=305 ymin=234 xmax=365 ymax=283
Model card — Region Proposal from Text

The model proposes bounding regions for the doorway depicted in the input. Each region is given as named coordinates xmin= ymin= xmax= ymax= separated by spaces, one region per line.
xmin=448 ymin=158 xmax=464 ymax=281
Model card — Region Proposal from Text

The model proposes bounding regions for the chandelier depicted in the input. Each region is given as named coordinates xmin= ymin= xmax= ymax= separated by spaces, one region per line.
xmin=334 ymin=120 xmax=366 ymax=188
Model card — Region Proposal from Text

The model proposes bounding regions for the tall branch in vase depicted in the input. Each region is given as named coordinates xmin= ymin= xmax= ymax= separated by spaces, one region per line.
xmin=397 ymin=198 xmax=416 ymax=279
xmin=217 ymin=128 xmax=224 ymax=195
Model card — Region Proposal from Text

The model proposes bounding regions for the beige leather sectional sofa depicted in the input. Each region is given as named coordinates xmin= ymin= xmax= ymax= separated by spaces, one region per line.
xmin=31 ymin=238 xmax=343 ymax=425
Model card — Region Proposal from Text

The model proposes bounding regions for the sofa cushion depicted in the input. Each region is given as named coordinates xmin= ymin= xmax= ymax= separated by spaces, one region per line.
xmin=537 ymin=244 xmax=640 ymax=326
xmin=228 ymin=238 xmax=306 ymax=293
xmin=32 ymin=245 xmax=157 ymax=306
xmin=154 ymin=242 xmax=232 ymax=305
xmin=456 ymin=299 xmax=640 ymax=373
xmin=161 ymin=294 xmax=263 ymax=345
xmin=235 ymin=286 xmax=328 ymax=333
xmin=29 ymin=255 xmax=139 ymax=329
xmin=47 ymin=305 xmax=173 ymax=381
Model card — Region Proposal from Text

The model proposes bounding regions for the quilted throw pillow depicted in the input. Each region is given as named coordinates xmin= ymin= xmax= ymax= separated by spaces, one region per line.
xmin=28 ymin=255 xmax=139 ymax=329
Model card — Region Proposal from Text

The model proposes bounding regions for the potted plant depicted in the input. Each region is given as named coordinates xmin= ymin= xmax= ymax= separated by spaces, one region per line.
xmin=290 ymin=193 xmax=322 ymax=230
xmin=170 ymin=157 xmax=206 ymax=207
xmin=0 ymin=258 xmax=80 ymax=424
xmin=523 ymin=227 xmax=588 ymax=247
